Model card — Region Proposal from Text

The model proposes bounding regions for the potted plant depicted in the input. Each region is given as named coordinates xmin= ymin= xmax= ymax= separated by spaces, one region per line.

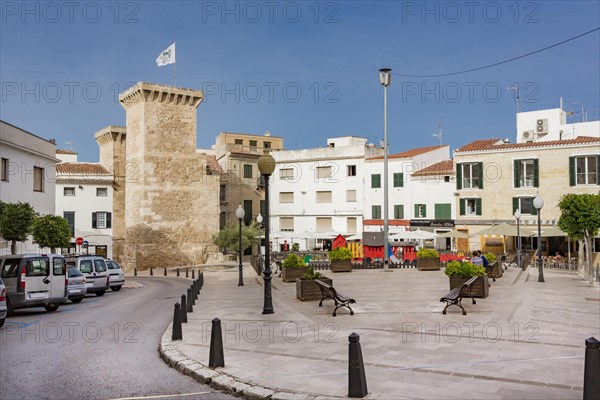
xmin=485 ymin=252 xmax=502 ymax=278
xmin=291 ymin=242 xmax=300 ymax=252
xmin=281 ymin=254 xmax=309 ymax=283
xmin=445 ymin=260 xmax=489 ymax=298
xmin=329 ymin=247 xmax=353 ymax=272
xmin=417 ymin=248 xmax=440 ymax=271
xmin=296 ymin=268 xmax=333 ymax=301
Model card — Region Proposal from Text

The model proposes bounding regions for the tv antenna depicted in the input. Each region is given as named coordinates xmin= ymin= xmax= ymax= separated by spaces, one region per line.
xmin=432 ymin=113 xmax=443 ymax=145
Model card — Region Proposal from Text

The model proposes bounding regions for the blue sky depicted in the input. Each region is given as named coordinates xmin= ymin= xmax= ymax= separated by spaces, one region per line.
xmin=1 ymin=1 xmax=599 ymax=162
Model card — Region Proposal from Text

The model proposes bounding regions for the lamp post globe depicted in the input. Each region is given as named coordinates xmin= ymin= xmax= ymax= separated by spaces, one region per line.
xmin=514 ymin=209 xmax=521 ymax=270
xmin=256 ymin=213 xmax=263 ymax=224
xmin=533 ymin=194 xmax=545 ymax=283
xmin=257 ymin=149 xmax=275 ymax=314
xmin=236 ymin=204 xmax=245 ymax=287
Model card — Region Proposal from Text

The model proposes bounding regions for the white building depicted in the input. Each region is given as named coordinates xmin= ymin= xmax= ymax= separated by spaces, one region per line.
xmin=270 ymin=136 xmax=383 ymax=250
xmin=55 ymin=150 xmax=114 ymax=258
xmin=0 ymin=120 xmax=58 ymax=255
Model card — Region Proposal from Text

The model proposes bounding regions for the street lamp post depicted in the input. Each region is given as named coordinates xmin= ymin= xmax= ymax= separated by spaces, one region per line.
xmin=256 ymin=213 xmax=263 ymax=275
xmin=258 ymin=149 xmax=275 ymax=314
xmin=514 ymin=209 xmax=521 ymax=270
xmin=236 ymin=204 xmax=245 ymax=287
xmin=379 ymin=68 xmax=392 ymax=270
xmin=533 ymin=194 xmax=545 ymax=283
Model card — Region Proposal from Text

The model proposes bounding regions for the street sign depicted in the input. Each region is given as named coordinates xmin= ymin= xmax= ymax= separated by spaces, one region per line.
xmin=83 ymin=240 xmax=89 ymax=247
xmin=75 ymin=237 xmax=84 ymax=246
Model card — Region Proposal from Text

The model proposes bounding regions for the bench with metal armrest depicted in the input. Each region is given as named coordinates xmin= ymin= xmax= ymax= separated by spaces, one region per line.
xmin=314 ymin=279 xmax=356 ymax=317
xmin=440 ymin=276 xmax=478 ymax=315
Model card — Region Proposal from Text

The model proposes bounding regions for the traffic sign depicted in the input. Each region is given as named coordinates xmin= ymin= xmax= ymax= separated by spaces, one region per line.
xmin=83 ymin=240 xmax=89 ymax=247
xmin=75 ymin=237 xmax=84 ymax=246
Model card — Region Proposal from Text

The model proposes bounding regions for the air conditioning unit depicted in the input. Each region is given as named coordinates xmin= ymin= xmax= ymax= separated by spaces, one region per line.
xmin=536 ymin=119 xmax=548 ymax=134
xmin=522 ymin=131 xmax=530 ymax=138
xmin=522 ymin=130 xmax=534 ymax=142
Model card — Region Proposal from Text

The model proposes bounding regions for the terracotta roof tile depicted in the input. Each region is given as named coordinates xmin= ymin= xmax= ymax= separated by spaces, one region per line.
xmin=368 ymin=145 xmax=447 ymax=160
xmin=455 ymin=136 xmax=600 ymax=153
xmin=56 ymin=149 xmax=78 ymax=155
xmin=56 ymin=163 xmax=111 ymax=175
xmin=412 ymin=160 xmax=455 ymax=176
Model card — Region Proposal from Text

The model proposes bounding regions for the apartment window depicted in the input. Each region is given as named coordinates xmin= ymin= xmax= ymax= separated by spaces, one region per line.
xmin=459 ymin=198 xmax=482 ymax=216
xmin=347 ymin=217 xmax=357 ymax=234
xmin=393 ymin=173 xmax=404 ymax=187
xmin=279 ymin=192 xmax=294 ymax=203
xmin=371 ymin=174 xmax=381 ymax=188
xmin=243 ymin=164 xmax=253 ymax=179
xmin=92 ymin=212 xmax=112 ymax=229
xmin=33 ymin=166 xmax=44 ymax=192
xmin=249 ymin=140 xmax=258 ymax=147
xmin=570 ymin=155 xmax=599 ymax=186
xmin=372 ymin=205 xmax=381 ymax=219
xmin=316 ymin=191 xmax=332 ymax=203
xmin=220 ymin=185 xmax=227 ymax=202
xmin=434 ymin=203 xmax=451 ymax=219
xmin=219 ymin=212 xmax=227 ymax=230
xmin=234 ymin=139 xmax=243 ymax=145
xmin=456 ymin=162 xmax=482 ymax=189
xmin=347 ymin=165 xmax=356 ymax=176
xmin=280 ymin=168 xmax=294 ymax=180
xmin=63 ymin=211 xmax=75 ymax=236
xmin=1 ymin=158 xmax=8 ymax=181
xmin=394 ymin=205 xmax=404 ymax=219
xmin=96 ymin=187 xmax=108 ymax=197
xmin=444 ymin=176 xmax=450 ymax=182
xmin=64 ymin=187 xmax=76 ymax=196
xmin=280 ymin=217 xmax=294 ymax=231
xmin=346 ymin=190 xmax=357 ymax=202
xmin=316 ymin=217 xmax=332 ymax=232
xmin=264 ymin=141 xmax=271 ymax=149
xmin=512 ymin=197 xmax=537 ymax=215
xmin=414 ymin=204 xmax=427 ymax=218
xmin=316 ymin=166 xmax=332 ymax=179
xmin=514 ymin=159 xmax=538 ymax=188
xmin=243 ymin=200 xmax=252 ymax=225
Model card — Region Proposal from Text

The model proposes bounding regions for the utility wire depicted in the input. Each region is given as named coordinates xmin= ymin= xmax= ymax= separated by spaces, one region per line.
xmin=392 ymin=27 xmax=600 ymax=78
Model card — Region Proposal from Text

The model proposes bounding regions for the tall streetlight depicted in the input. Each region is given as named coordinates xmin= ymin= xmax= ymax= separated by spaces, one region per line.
xmin=257 ymin=149 xmax=275 ymax=314
xmin=256 ymin=213 xmax=263 ymax=275
xmin=533 ymin=194 xmax=545 ymax=283
xmin=514 ymin=208 xmax=521 ymax=270
xmin=236 ymin=204 xmax=245 ymax=287
xmin=379 ymin=67 xmax=392 ymax=270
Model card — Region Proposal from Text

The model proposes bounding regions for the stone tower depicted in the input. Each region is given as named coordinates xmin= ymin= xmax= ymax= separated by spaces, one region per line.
xmin=94 ymin=126 xmax=126 ymax=263
xmin=118 ymin=82 xmax=220 ymax=270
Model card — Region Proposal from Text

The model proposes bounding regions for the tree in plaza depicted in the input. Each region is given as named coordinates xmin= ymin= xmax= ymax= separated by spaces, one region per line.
xmin=32 ymin=214 xmax=72 ymax=254
xmin=557 ymin=193 xmax=600 ymax=282
xmin=0 ymin=201 xmax=37 ymax=254
xmin=212 ymin=223 xmax=259 ymax=254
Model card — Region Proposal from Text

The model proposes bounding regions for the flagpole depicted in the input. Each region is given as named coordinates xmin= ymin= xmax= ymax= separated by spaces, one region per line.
xmin=174 ymin=41 xmax=177 ymax=86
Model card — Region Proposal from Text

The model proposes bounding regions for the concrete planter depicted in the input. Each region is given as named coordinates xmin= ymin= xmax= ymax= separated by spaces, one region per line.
xmin=491 ymin=262 xmax=503 ymax=278
xmin=449 ymin=275 xmax=489 ymax=298
xmin=330 ymin=260 xmax=352 ymax=273
xmin=296 ymin=277 xmax=332 ymax=301
xmin=282 ymin=266 xmax=309 ymax=283
xmin=417 ymin=257 xmax=441 ymax=271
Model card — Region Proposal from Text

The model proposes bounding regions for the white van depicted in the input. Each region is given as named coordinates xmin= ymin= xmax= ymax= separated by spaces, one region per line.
xmin=0 ymin=254 xmax=68 ymax=315
xmin=65 ymin=255 xmax=110 ymax=296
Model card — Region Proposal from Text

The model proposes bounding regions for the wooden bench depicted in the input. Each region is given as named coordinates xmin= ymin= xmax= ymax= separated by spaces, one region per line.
xmin=486 ymin=261 xmax=497 ymax=282
xmin=440 ymin=276 xmax=478 ymax=315
xmin=314 ymin=279 xmax=356 ymax=316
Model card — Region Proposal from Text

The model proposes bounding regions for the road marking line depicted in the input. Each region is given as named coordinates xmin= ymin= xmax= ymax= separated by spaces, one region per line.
xmin=108 ymin=392 xmax=212 ymax=400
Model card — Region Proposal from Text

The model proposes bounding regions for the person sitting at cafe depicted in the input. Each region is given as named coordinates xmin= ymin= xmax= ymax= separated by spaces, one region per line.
xmin=471 ymin=251 xmax=483 ymax=266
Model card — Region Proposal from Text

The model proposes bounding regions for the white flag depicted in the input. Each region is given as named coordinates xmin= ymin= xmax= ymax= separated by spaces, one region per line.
xmin=156 ymin=43 xmax=176 ymax=66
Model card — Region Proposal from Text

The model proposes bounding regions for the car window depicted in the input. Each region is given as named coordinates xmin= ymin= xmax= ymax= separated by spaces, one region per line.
xmin=67 ymin=268 xmax=83 ymax=277
xmin=1 ymin=259 xmax=21 ymax=278
xmin=107 ymin=261 xmax=117 ymax=270
xmin=26 ymin=258 xmax=49 ymax=277
xmin=53 ymin=258 xmax=66 ymax=276
xmin=80 ymin=260 xmax=93 ymax=274
xmin=94 ymin=259 xmax=107 ymax=273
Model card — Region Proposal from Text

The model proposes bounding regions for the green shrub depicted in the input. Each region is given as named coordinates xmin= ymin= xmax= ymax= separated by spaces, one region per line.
xmin=283 ymin=254 xmax=306 ymax=268
xmin=291 ymin=242 xmax=300 ymax=252
xmin=329 ymin=246 xmax=353 ymax=261
xmin=416 ymin=248 xmax=439 ymax=259
xmin=484 ymin=252 xmax=497 ymax=264
xmin=444 ymin=260 xmax=486 ymax=278
xmin=302 ymin=267 xmax=322 ymax=280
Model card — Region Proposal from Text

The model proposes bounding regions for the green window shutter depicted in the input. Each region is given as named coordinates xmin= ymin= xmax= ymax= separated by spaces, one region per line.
xmin=569 ymin=157 xmax=575 ymax=186
xmin=459 ymin=199 xmax=465 ymax=216
xmin=394 ymin=205 xmax=404 ymax=219
xmin=533 ymin=159 xmax=539 ymax=187
xmin=475 ymin=198 xmax=482 ymax=216
xmin=371 ymin=174 xmax=381 ymax=188
xmin=399 ymin=205 xmax=404 ymax=219
xmin=514 ymin=160 xmax=520 ymax=188
xmin=422 ymin=204 xmax=427 ymax=218
xmin=414 ymin=204 xmax=418 ymax=218
xmin=393 ymin=173 xmax=404 ymax=187
xmin=512 ymin=197 xmax=519 ymax=214
xmin=478 ymin=162 xmax=484 ymax=189
xmin=456 ymin=163 xmax=462 ymax=190
xmin=435 ymin=203 xmax=451 ymax=219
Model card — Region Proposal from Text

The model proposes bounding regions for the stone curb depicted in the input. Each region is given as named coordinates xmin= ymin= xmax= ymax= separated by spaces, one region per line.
xmin=159 ymin=322 xmax=332 ymax=400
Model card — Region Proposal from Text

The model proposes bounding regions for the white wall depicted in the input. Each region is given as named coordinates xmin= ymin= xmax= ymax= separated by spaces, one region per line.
xmin=517 ymin=107 xmax=600 ymax=143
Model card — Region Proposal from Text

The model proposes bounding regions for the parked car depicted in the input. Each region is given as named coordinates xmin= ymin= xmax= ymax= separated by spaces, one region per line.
xmin=0 ymin=254 xmax=68 ymax=315
xmin=66 ymin=267 xmax=87 ymax=303
xmin=106 ymin=260 xmax=125 ymax=291
xmin=65 ymin=255 xmax=109 ymax=297
xmin=0 ymin=277 xmax=7 ymax=328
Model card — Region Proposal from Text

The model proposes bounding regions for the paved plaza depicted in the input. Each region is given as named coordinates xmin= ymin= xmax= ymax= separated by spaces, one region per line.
xmin=157 ymin=264 xmax=600 ymax=399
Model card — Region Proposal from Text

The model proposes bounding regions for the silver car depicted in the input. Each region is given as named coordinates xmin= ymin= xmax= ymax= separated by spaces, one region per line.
xmin=0 ymin=277 xmax=7 ymax=328
xmin=66 ymin=267 xmax=87 ymax=303
xmin=106 ymin=260 xmax=125 ymax=292
xmin=65 ymin=256 xmax=109 ymax=297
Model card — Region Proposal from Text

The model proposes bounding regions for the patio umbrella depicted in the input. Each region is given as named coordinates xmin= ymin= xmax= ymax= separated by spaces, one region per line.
xmin=470 ymin=223 xmax=533 ymax=237
xmin=436 ymin=230 xmax=470 ymax=239
xmin=538 ymin=227 xmax=568 ymax=237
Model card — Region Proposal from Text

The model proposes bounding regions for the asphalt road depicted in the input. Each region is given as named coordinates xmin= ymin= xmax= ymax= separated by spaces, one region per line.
xmin=0 ymin=277 xmax=235 ymax=400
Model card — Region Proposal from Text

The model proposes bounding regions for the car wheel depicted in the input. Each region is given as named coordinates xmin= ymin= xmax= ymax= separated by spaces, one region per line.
xmin=44 ymin=304 xmax=59 ymax=312
xmin=71 ymin=297 xmax=83 ymax=304
xmin=111 ymin=286 xmax=122 ymax=292
xmin=96 ymin=290 xmax=106 ymax=297
xmin=0 ymin=318 xmax=4 ymax=328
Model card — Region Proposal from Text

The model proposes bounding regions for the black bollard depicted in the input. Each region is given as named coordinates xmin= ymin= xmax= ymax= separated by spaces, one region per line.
xmin=583 ymin=337 xmax=600 ymax=400
xmin=177 ymin=267 xmax=180 ymax=277
xmin=186 ymin=288 xmax=193 ymax=313
xmin=194 ymin=280 xmax=199 ymax=298
xmin=200 ymin=271 xmax=204 ymax=288
xmin=208 ymin=318 xmax=225 ymax=368
xmin=150 ymin=267 xmax=153 ymax=276
xmin=164 ymin=267 xmax=167 ymax=276
xmin=172 ymin=303 xmax=182 ymax=340
xmin=348 ymin=332 xmax=368 ymax=398
xmin=189 ymin=286 xmax=195 ymax=305
xmin=180 ymin=294 xmax=188 ymax=323
xmin=134 ymin=267 xmax=137 ymax=277
xmin=192 ymin=269 xmax=195 ymax=280
xmin=186 ymin=268 xmax=189 ymax=278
